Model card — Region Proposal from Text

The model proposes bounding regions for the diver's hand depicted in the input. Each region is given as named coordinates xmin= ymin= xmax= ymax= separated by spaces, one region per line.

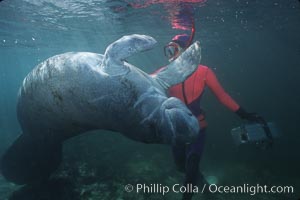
xmin=235 ymin=107 xmax=265 ymax=123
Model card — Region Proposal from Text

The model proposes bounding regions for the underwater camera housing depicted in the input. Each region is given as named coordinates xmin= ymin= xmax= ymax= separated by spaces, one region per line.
xmin=231 ymin=122 xmax=279 ymax=147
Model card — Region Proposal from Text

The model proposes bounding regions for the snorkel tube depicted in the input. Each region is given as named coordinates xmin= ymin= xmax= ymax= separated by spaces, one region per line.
xmin=186 ymin=23 xmax=195 ymax=48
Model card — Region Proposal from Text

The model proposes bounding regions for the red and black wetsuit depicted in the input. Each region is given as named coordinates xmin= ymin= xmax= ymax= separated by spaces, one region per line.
xmin=169 ymin=65 xmax=240 ymax=128
xmin=160 ymin=65 xmax=240 ymax=198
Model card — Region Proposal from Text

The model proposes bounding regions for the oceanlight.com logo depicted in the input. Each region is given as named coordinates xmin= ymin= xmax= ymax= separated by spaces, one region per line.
xmin=124 ymin=183 xmax=295 ymax=196
xmin=207 ymin=184 xmax=294 ymax=196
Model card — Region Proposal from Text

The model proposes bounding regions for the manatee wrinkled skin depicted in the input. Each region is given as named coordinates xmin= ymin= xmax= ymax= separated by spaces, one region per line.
xmin=18 ymin=35 xmax=201 ymax=144
xmin=1 ymin=34 xmax=202 ymax=185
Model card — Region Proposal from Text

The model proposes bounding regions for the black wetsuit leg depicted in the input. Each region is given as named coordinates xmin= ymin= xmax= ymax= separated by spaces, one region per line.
xmin=183 ymin=129 xmax=206 ymax=200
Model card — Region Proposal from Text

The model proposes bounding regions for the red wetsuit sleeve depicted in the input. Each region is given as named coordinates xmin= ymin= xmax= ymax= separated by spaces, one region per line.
xmin=205 ymin=68 xmax=240 ymax=112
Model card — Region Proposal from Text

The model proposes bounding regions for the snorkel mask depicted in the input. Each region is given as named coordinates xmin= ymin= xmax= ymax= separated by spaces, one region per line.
xmin=164 ymin=42 xmax=182 ymax=62
xmin=164 ymin=26 xmax=195 ymax=62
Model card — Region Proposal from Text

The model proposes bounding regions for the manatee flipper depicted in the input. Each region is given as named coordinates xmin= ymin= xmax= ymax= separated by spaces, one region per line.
xmin=0 ymin=133 xmax=62 ymax=185
xmin=152 ymin=41 xmax=201 ymax=89
xmin=101 ymin=34 xmax=157 ymax=76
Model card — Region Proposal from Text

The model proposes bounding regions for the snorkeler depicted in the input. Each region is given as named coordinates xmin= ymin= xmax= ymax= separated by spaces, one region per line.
xmin=153 ymin=27 xmax=264 ymax=200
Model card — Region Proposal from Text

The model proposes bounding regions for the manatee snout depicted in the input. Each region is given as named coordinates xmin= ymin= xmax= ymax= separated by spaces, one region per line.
xmin=159 ymin=97 xmax=199 ymax=144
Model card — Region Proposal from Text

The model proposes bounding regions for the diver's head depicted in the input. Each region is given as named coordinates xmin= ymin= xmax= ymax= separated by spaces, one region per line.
xmin=164 ymin=34 xmax=192 ymax=62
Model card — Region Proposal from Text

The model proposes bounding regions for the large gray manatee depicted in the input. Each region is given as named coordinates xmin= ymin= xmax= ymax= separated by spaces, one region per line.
xmin=1 ymin=34 xmax=201 ymax=185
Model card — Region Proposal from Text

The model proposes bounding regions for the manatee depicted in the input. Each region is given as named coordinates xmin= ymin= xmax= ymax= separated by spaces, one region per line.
xmin=0 ymin=34 xmax=201 ymax=185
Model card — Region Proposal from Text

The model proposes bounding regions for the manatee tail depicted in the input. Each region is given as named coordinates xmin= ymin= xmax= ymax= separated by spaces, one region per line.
xmin=0 ymin=133 xmax=62 ymax=185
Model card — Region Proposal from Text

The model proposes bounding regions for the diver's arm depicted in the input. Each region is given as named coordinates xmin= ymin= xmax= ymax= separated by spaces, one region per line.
xmin=205 ymin=67 xmax=240 ymax=112
xmin=206 ymin=68 xmax=264 ymax=122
